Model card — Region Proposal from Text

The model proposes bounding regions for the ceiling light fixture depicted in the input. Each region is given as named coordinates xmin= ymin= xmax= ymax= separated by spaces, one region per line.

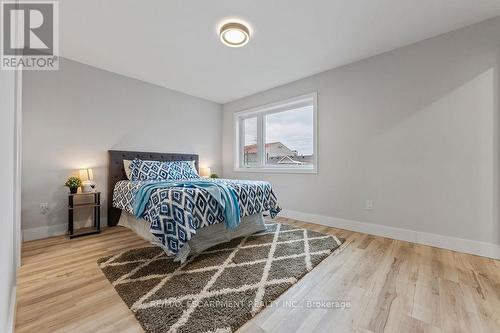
xmin=219 ymin=22 xmax=250 ymax=47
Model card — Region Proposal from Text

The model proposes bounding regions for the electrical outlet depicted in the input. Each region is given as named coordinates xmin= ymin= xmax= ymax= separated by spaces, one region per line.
xmin=40 ymin=203 xmax=49 ymax=214
xmin=365 ymin=200 xmax=374 ymax=210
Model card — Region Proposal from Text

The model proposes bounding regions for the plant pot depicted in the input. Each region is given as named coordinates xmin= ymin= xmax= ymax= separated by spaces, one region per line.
xmin=69 ymin=187 xmax=78 ymax=194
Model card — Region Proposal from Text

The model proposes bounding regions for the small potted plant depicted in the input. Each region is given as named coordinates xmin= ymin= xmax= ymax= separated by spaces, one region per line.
xmin=65 ymin=176 xmax=82 ymax=194
xmin=210 ymin=173 xmax=220 ymax=179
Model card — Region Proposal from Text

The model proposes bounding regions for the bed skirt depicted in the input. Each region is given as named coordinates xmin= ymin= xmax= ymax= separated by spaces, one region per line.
xmin=118 ymin=211 xmax=267 ymax=262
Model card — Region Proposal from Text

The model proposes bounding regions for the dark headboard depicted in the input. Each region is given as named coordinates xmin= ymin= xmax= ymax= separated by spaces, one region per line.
xmin=107 ymin=150 xmax=199 ymax=227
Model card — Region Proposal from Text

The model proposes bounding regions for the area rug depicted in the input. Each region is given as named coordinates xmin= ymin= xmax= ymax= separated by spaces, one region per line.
xmin=98 ymin=222 xmax=344 ymax=333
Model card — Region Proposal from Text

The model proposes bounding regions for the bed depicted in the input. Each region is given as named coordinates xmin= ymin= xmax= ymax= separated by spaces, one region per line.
xmin=107 ymin=150 xmax=280 ymax=261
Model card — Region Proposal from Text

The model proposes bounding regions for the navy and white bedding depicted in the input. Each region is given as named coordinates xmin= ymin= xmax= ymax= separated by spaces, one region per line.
xmin=130 ymin=159 xmax=199 ymax=181
xmin=113 ymin=178 xmax=280 ymax=255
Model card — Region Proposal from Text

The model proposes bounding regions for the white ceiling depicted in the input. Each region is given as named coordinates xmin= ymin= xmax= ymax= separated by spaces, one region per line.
xmin=60 ymin=0 xmax=500 ymax=103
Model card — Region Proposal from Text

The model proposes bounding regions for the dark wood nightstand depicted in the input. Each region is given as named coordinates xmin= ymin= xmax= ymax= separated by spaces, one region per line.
xmin=68 ymin=191 xmax=101 ymax=238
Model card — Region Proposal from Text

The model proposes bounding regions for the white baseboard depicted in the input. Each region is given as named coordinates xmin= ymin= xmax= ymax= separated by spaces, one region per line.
xmin=23 ymin=219 xmax=107 ymax=241
xmin=23 ymin=223 xmax=67 ymax=241
xmin=280 ymin=209 xmax=500 ymax=260
xmin=6 ymin=285 xmax=16 ymax=333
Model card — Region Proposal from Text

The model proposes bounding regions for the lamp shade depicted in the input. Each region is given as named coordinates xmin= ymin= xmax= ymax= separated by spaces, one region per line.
xmin=79 ymin=168 xmax=94 ymax=181
xmin=199 ymin=167 xmax=211 ymax=178
xmin=79 ymin=169 xmax=89 ymax=181
xmin=87 ymin=168 xmax=94 ymax=181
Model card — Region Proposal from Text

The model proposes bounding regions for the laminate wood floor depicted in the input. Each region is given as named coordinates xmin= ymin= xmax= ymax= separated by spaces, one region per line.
xmin=16 ymin=217 xmax=500 ymax=333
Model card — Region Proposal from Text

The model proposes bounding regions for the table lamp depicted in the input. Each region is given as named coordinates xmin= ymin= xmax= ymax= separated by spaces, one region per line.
xmin=200 ymin=166 xmax=211 ymax=178
xmin=79 ymin=168 xmax=94 ymax=192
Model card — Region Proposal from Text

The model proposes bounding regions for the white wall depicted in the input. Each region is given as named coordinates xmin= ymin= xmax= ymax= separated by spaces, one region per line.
xmin=222 ymin=17 xmax=500 ymax=256
xmin=22 ymin=58 xmax=222 ymax=238
xmin=0 ymin=70 xmax=17 ymax=331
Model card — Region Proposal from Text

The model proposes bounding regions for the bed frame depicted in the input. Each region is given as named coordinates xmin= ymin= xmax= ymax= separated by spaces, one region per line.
xmin=107 ymin=150 xmax=199 ymax=227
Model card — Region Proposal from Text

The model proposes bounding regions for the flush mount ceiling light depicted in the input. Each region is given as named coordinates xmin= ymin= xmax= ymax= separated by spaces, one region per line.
xmin=219 ymin=22 xmax=250 ymax=47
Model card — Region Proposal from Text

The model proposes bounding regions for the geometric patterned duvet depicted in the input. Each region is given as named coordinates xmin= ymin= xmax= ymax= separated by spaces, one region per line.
xmin=113 ymin=178 xmax=280 ymax=255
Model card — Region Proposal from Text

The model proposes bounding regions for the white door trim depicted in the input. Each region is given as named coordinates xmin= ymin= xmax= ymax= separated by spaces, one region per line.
xmin=14 ymin=68 xmax=22 ymax=268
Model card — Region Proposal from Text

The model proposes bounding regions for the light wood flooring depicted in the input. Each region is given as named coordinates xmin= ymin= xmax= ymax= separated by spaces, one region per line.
xmin=16 ymin=217 xmax=500 ymax=333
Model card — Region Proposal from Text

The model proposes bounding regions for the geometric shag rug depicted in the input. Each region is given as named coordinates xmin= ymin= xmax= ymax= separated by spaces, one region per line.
xmin=98 ymin=223 xmax=344 ymax=333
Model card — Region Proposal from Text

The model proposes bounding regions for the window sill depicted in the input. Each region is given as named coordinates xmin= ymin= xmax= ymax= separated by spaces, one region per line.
xmin=234 ymin=167 xmax=317 ymax=174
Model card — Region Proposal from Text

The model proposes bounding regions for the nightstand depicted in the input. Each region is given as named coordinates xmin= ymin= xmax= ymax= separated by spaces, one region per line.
xmin=68 ymin=191 xmax=101 ymax=238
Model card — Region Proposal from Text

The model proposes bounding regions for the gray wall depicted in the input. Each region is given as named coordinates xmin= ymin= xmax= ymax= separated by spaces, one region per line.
xmin=0 ymin=70 xmax=16 ymax=331
xmin=22 ymin=58 xmax=222 ymax=236
xmin=222 ymin=17 xmax=500 ymax=246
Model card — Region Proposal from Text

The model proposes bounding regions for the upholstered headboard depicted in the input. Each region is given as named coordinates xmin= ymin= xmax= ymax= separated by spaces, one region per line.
xmin=107 ymin=150 xmax=199 ymax=227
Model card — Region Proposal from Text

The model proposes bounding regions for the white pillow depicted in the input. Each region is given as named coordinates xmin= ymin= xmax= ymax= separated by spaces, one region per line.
xmin=123 ymin=159 xmax=132 ymax=180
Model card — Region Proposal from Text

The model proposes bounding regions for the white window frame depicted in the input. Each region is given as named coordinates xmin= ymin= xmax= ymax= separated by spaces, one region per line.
xmin=234 ymin=92 xmax=318 ymax=174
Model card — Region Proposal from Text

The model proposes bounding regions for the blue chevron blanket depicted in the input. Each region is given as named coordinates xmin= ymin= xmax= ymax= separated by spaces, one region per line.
xmin=133 ymin=180 xmax=241 ymax=229
xmin=113 ymin=178 xmax=280 ymax=255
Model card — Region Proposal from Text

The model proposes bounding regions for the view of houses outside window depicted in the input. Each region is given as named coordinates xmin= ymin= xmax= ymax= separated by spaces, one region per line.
xmin=265 ymin=106 xmax=313 ymax=166
xmin=237 ymin=93 xmax=317 ymax=172
xmin=243 ymin=117 xmax=258 ymax=166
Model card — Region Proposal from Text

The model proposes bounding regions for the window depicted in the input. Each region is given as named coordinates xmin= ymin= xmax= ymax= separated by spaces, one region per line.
xmin=234 ymin=93 xmax=317 ymax=173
